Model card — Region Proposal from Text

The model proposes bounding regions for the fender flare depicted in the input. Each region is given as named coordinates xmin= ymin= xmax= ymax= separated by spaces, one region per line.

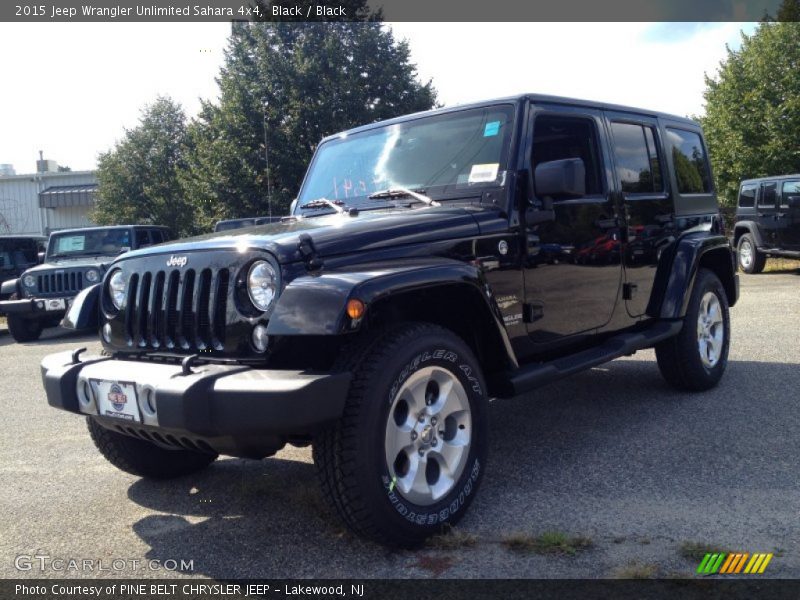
xmin=267 ymin=258 xmax=517 ymax=367
xmin=649 ymin=232 xmax=738 ymax=319
xmin=732 ymin=221 xmax=763 ymax=248
xmin=62 ymin=283 xmax=101 ymax=330
xmin=1 ymin=278 xmax=19 ymax=298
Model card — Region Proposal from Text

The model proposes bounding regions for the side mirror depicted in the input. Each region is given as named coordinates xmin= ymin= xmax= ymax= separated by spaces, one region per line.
xmin=37 ymin=251 xmax=45 ymax=264
xmin=786 ymin=195 xmax=800 ymax=209
xmin=534 ymin=158 xmax=586 ymax=198
xmin=289 ymin=199 xmax=298 ymax=214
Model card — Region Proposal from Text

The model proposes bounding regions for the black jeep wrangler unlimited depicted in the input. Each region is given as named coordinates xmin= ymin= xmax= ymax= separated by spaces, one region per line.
xmin=1 ymin=225 xmax=170 ymax=342
xmin=41 ymin=95 xmax=738 ymax=547
xmin=733 ymin=175 xmax=800 ymax=273
xmin=0 ymin=235 xmax=46 ymax=304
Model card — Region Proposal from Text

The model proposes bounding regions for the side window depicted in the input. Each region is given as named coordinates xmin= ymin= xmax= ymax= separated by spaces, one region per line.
xmin=759 ymin=183 xmax=777 ymax=207
xmin=738 ymin=185 xmax=757 ymax=208
xmin=135 ymin=229 xmax=151 ymax=248
xmin=149 ymin=229 xmax=164 ymax=244
xmin=532 ymin=115 xmax=604 ymax=198
xmin=666 ymin=128 xmax=711 ymax=194
xmin=781 ymin=180 xmax=800 ymax=207
xmin=609 ymin=122 xmax=663 ymax=194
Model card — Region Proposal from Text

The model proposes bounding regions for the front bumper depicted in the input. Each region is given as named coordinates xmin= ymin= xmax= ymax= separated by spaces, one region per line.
xmin=0 ymin=297 xmax=68 ymax=316
xmin=41 ymin=351 xmax=351 ymax=454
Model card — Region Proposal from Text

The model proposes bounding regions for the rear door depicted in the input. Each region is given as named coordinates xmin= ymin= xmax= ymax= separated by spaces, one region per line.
xmin=777 ymin=179 xmax=800 ymax=250
xmin=756 ymin=182 xmax=778 ymax=248
xmin=605 ymin=112 xmax=672 ymax=318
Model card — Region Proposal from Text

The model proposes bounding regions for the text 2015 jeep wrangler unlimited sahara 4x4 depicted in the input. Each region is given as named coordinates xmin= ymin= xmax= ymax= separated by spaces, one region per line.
xmin=41 ymin=95 xmax=738 ymax=547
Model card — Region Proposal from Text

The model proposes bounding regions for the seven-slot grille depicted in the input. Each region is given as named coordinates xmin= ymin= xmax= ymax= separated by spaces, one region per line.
xmin=125 ymin=267 xmax=230 ymax=351
xmin=37 ymin=271 xmax=84 ymax=296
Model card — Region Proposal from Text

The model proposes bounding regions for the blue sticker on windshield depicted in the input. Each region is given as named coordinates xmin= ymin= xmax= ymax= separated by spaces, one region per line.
xmin=484 ymin=121 xmax=500 ymax=137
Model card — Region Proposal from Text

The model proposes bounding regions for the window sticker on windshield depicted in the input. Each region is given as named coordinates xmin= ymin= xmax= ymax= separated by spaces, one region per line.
xmin=469 ymin=163 xmax=500 ymax=183
xmin=483 ymin=121 xmax=501 ymax=137
xmin=57 ymin=236 xmax=85 ymax=252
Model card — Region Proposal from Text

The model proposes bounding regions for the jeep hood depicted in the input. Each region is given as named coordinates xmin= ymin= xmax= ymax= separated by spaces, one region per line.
xmin=22 ymin=255 xmax=113 ymax=275
xmin=117 ymin=207 xmax=484 ymax=265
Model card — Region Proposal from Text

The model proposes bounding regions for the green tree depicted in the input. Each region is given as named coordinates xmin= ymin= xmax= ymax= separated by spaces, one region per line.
xmin=701 ymin=8 xmax=800 ymax=206
xmin=94 ymin=97 xmax=195 ymax=236
xmin=180 ymin=5 xmax=436 ymax=229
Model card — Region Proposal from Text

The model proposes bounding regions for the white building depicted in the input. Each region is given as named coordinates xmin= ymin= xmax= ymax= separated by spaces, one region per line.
xmin=0 ymin=166 xmax=97 ymax=236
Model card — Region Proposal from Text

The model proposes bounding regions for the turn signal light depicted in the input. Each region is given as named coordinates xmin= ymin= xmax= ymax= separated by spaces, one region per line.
xmin=346 ymin=299 xmax=365 ymax=320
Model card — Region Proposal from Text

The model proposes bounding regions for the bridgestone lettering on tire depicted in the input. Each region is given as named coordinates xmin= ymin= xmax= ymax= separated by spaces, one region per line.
xmin=87 ymin=417 xmax=217 ymax=479
xmin=313 ymin=322 xmax=488 ymax=547
xmin=655 ymin=268 xmax=730 ymax=391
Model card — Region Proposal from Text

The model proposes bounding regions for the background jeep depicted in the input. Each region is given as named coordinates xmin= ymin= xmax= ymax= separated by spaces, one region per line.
xmin=733 ymin=175 xmax=800 ymax=273
xmin=1 ymin=225 xmax=171 ymax=342
xmin=0 ymin=235 xmax=46 ymax=304
xmin=41 ymin=95 xmax=737 ymax=547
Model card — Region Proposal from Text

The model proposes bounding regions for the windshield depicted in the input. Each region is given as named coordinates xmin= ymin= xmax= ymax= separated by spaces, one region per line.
xmin=0 ymin=240 xmax=38 ymax=271
xmin=296 ymin=104 xmax=515 ymax=213
xmin=48 ymin=228 xmax=131 ymax=258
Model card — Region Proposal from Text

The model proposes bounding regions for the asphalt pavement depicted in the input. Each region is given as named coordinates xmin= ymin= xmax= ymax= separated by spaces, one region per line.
xmin=0 ymin=270 xmax=798 ymax=579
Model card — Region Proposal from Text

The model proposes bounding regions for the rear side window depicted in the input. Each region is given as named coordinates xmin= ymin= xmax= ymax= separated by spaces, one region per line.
xmin=738 ymin=185 xmax=757 ymax=208
xmin=150 ymin=229 xmax=164 ymax=244
xmin=610 ymin=122 xmax=663 ymax=194
xmin=666 ymin=128 xmax=711 ymax=194
xmin=759 ymin=183 xmax=777 ymax=207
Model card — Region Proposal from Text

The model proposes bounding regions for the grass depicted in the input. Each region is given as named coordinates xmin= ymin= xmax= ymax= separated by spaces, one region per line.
xmin=502 ymin=531 xmax=593 ymax=555
xmin=763 ymin=257 xmax=800 ymax=273
xmin=679 ymin=541 xmax=732 ymax=562
xmin=427 ymin=526 xmax=478 ymax=550
xmin=611 ymin=562 xmax=659 ymax=579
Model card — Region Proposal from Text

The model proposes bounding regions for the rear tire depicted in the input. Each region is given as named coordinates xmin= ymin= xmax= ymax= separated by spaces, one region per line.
xmin=313 ymin=322 xmax=488 ymax=548
xmin=87 ymin=417 xmax=217 ymax=479
xmin=655 ymin=268 xmax=730 ymax=391
xmin=6 ymin=294 xmax=43 ymax=343
xmin=737 ymin=233 xmax=766 ymax=274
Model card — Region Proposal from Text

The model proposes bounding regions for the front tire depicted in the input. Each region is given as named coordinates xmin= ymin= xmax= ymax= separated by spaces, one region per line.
xmin=313 ymin=323 xmax=488 ymax=548
xmin=6 ymin=294 xmax=43 ymax=342
xmin=655 ymin=268 xmax=730 ymax=391
xmin=87 ymin=417 xmax=217 ymax=479
xmin=737 ymin=233 xmax=766 ymax=274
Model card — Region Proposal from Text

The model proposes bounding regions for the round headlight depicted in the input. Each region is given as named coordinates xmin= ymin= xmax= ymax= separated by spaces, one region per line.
xmin=23 ymin=275 xmax=36 ymax=287
xmin=85 ymin=269 xmax=100 ymax=283
xmin=108 ymin=269 xmax=127 ymax=310
xmin=247 ymin=261 xmax=277 ymax=312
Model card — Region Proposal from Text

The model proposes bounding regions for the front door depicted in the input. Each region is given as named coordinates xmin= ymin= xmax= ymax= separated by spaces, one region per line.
xmin=777 ymin=179 xmax=800 ymax=250
xmin=757 ymin=182 xmax=778 ymax=248
xmin=523 ymin=105 xmax=622 ymax=347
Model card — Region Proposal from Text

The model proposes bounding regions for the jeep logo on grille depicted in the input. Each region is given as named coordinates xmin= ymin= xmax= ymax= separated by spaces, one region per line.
xmin=166 ymin=255 xmax=188 ymax=268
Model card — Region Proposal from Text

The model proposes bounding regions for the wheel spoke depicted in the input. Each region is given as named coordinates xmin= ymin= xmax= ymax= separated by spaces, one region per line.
xmin=385 ymin=421 xmax=412 ymax=462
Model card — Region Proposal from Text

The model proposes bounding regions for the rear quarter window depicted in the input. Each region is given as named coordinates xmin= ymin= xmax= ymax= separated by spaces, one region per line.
xmin=666 ymin=128 xmax=712 ymax=194
xmin=738 ymin=185 xmax=757 ymax=208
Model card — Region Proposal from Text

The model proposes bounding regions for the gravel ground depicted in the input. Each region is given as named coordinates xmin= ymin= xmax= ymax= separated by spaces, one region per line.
xmin=0 ymin=271 xmax=798 ymax=580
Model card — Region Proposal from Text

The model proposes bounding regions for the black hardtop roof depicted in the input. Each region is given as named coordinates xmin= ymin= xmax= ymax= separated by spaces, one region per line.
xmin=50 ymin=225 xmax=169 ymax=235
xmin=323 ymin=93 xmax=698 ymax=142
xmin=741 ymin=174 xmax=800 ymax=185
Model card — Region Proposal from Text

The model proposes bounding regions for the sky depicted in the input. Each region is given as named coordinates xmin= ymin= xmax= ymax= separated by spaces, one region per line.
xmin=0 ymin=21 xmax=756 ymax=174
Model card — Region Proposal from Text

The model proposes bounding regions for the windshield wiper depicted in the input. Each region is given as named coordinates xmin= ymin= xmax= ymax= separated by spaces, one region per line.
xmin=299 ymin=198 xmax=345 ymax=214
xmin=368 ymin=187 xmax=440 ymax=207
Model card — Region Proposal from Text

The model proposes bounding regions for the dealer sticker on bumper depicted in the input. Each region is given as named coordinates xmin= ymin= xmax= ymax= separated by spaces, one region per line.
xmin=93 ymin=380 xmax=141 ymax=422
xmin=45 ymin=298 xmax=66 ymax=311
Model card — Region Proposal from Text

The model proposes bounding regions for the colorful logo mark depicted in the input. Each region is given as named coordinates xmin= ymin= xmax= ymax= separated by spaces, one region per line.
xmin=697 ymin=552 xmax=773 ymax=575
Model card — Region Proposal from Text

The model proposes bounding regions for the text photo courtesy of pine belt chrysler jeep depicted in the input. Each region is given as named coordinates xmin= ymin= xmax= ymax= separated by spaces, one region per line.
xmin=0 ymin=225 xmax=171 ymax=343
xmin=41 ymin=95 xmax=738 ymax=547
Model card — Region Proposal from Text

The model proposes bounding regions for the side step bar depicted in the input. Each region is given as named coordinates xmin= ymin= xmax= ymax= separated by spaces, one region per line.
xmin=502 ymin=320 xmax=683 ymax=398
